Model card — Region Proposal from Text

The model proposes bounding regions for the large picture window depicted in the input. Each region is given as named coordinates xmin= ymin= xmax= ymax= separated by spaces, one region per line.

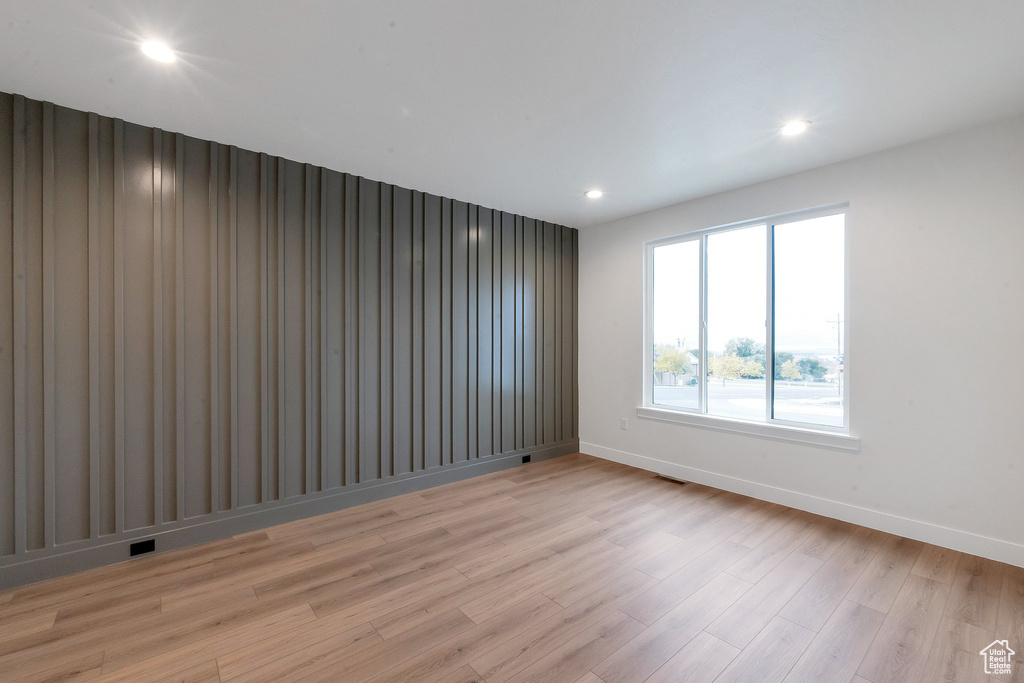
xmin=646 ymin=205 xmax=847 ymax=431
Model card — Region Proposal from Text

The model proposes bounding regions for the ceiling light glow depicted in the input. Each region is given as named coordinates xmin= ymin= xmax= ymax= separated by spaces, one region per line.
xmin=779 ymin=120 xmax=810 ymax=136
xmin=140 ymin=40 xmax=176 ymax=63
xmin=584 ymin=189 xmax=603 ymax=199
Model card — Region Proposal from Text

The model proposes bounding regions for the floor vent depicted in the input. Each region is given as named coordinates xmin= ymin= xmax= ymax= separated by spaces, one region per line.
xmin=130 ymin=539 xmax=156 ymax=557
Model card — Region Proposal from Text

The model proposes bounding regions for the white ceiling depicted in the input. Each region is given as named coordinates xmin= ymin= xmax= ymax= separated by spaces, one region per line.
xmin=2 ymin=1 xmax=1023 ymax=228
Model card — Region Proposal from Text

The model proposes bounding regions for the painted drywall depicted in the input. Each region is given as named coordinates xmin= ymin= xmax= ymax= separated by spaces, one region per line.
xmin=579 ymin=114 xmax=1024 ymax=566
xmin=0 ymin=91 xmax=579 ymax=588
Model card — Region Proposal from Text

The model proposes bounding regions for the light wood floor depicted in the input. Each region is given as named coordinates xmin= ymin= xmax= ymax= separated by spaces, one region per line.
xmin=1 ymin=453 xmax=1021 ymax=683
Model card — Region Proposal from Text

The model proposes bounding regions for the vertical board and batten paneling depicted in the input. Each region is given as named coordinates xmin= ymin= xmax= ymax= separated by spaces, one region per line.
xmin=0 ymin=94 xmax=13 ymax=557
xmin=0 ymin=91 xmax=580 ymax=588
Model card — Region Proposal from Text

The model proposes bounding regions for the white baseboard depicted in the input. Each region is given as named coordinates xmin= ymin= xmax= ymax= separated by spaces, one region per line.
xmin=581 ymin=441 xmax=1024 ymax=569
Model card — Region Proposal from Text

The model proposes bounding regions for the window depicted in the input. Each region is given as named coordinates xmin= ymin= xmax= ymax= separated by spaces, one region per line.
xmin=646 ymin=205 xmax=847 ymax=432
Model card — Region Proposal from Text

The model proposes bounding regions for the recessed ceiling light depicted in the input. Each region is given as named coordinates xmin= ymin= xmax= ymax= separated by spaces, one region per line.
xmin=779 ymin=120 xmax=810 ymax=137
xmin=584 ymin=189 xmax=604 ymax=199
xmin=140 ymin=40 xmax=176 ymax=63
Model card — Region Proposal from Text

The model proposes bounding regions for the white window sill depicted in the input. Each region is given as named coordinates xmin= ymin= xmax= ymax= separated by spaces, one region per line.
xmin=635 ymin=406 xmax=861 ymax=452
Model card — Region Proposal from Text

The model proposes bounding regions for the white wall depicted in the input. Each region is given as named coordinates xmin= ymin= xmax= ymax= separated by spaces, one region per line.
xmin=579 ymin=115 xmax=1024 ymax=566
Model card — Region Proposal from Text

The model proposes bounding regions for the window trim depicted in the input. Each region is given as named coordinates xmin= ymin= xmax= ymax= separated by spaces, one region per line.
xmin=643 ymin=202 xmax=851 ymax=437
xmin=635 ymin=405 xmax=861 ymax=451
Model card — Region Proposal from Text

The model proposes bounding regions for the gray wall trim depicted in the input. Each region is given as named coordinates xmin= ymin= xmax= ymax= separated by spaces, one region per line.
xmin=1 ymin=439 xmax=577 ymax=589
xmin=0 ymin=90 xmax=580 ymax=590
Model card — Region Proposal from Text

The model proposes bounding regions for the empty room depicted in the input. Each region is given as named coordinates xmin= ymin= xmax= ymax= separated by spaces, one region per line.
xmin=1 ymin=1 xmax=1023 ymax=681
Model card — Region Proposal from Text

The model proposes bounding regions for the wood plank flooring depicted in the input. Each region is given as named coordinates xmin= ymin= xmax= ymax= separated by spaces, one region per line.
xmin=0 ymin=453 xmax=1020 ymax=682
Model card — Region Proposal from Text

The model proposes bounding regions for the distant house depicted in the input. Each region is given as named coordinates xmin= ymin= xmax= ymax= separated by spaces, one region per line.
xmin=654 ymin=351 xmax=699 ymax=386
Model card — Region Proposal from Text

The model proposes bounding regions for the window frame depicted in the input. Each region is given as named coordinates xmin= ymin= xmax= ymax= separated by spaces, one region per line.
xmin=642 ymin=202 xmax=852 ymax=441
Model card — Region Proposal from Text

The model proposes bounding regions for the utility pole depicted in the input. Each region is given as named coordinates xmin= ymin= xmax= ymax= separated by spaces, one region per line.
xmin=827 ymin=314 xmax=843 ymax=397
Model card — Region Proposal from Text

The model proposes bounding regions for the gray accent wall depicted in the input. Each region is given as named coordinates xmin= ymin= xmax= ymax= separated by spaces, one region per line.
xmin=0 ymin=91 xmax=579 ymax=588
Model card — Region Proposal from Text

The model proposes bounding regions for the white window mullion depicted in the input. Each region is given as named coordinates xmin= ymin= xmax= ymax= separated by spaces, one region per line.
xmin=765 ymin=223 xmax=775 ymax=422
xmin=644 ymin=242 xmax=651 ymax=406
xmin=699 ymin=234 xmax=708 ymax=414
